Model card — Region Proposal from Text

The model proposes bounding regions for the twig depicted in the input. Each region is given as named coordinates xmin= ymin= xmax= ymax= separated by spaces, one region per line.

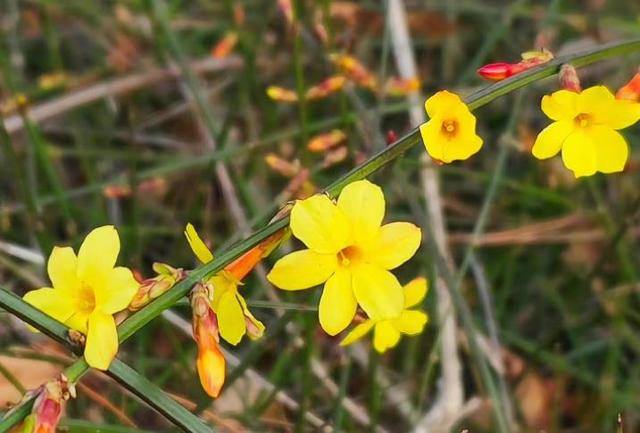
xmin=2 ymin=56 xmax=242 ymax=136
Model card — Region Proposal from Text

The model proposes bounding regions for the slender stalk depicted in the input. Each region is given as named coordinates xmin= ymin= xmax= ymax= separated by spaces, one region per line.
xmin=1 ymin=37 xmax=639 ymax=433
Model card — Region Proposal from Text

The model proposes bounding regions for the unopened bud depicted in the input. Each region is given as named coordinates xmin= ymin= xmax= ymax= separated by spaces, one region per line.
xmin=21 ymin=375 xmax=75 ymax=433
xmin=190 ymin=284 xmax=225 ymax=398
xmin=307 ymin=129 xmax=347 ymax=152
xmin=129 ymin=263 xmax=184 ymax=311
xmin=306 ymin=76 xmax=346 ymax=100
xmin=559 ymin=64 xmax=581 ymax=92
xmin=616 ymin=69 xmax=640 ymax=101
xmin=266 ymin=86 xmax=298 ymax=103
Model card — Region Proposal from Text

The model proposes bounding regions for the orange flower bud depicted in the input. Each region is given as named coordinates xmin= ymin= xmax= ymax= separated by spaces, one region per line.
xmin=191 ymin=283 xmax=225 ymax=398
xmin=478 ymin=49 xmax=553 ymax=81
xmin=211 ymin=32 xmax=238 ymax=59
xmin=330 ymin=54 xmax=377 ymax=90
xmin=616 ymin=70 xmax=640 ymax=101
xmin=226 ymin=229 xmax=289 ymax=281
xmin=321 ymin=146 xmax=348 ymax=168
xmin=264 ymin=153 xmax=300 ymax=177
xmin=266 ymin=86 xmax=298 ymax=103
xmin=129 ymin=263 xmax=184 ymax=311
xmin=306 ymin=76 xmax=346 ymax=100
xmin=307 ymin=129 xmax=347 ymax=153
xmin=21 ymin=375 xmax=75 ymax=433
xmin=559 ymin=64 xmax=581 ymax=92
xmin=383 ymin=77 xmax=421 ymax=96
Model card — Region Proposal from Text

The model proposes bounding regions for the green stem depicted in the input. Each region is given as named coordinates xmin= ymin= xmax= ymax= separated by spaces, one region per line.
xmin=1 ymin=37 xmax=639 ymax=433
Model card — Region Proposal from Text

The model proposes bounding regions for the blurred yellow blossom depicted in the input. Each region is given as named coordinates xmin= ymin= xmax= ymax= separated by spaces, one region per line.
xmin=532 ymin=86 xmax=640 ymax=177
xmin=419 ymin=90 xmax=483 ymax=163
xmin=23 ymin=226 xmax=139 ymax=370
xmin=341 ymin=277 xmax=429 ymax=353
xmin=267 ymin=180 xmax=421 ymax=335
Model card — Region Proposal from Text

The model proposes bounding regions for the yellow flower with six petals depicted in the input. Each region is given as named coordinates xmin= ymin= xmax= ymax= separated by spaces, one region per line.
xmin=419 ymin=90 xmax=483 ymax=163
xmin=340 ymin=277 xmax=429 ymax=353
xmin=23 ymin=226 xmax=139 ymax=370
xmin=532 ymin=85 xmax=640 ymax=177
xmin=184 ymin=224 xmax=265 ymax=345
xmin=267 ymin=180 xmax=422 ymax=335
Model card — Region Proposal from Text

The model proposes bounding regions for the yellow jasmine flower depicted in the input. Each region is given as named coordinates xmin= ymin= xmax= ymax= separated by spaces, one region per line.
xmin=340 ymin=277 xmax=429 ymax=353
xmin=419 ymin=90 xmax=483 ymax=163
xmin=532 ymin=85 xmax=640 ymax=177
xmin=267 ymin=180 xmax=422 ymax=335
xmin=23 ymin=226 xmax=139 ymax=370
xmin=184 ymin=224 xmax=265 ymax=345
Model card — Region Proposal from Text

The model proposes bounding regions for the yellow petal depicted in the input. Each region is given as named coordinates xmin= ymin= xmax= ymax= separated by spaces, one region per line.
xmin=373 ymin=321 xmax=401 ymax=353
xmin=577 ymin=85 xmax=614 ymax=116
xmin=96 ymin=267 xmax=139 ymax=314
xmin=531 ymin=121 xmax=573 ymax=160
xmin=84 ymin=310 xmax=118 ymax=370
xmin=592 ymin=127 xmax=629 ymax=174
xmin=77 ymin=226 xmax=120 ymax=288
xmin=340 ymin=320 xmax=374 ymax=346
xmin=561 ymin=130 xmax=597 ymax=178
xmin=267 ymin=249 xmax=337 ymax=291
xmin=216 ymin=290 xmax=246 ymax=345
xmin=393 ymin=310 xmax=428 ymax=335
xmin=337 ymin=180 xmax=385 ymax=244
xmin=602 ymin=100 xmax=640 ymax=130
xmin=364 ymin=222 xmax=421 ymax=270
xmin=65 ymin=310 xmax=91 ymax=334
xmin=197 ymin=342 xmax=225 ymax=398
xmin=441 ymin=131 xmax=483 ymax=163
xmin=352 ymin=264 xmax=404 ymax=320
xmin=23 ymin=288 xmax=74 ymax=328
xmin=403 ymin=277 xmax=428 ymax=308
xmin=290 ymin=194 xmax=352 ymax=254
xmin=47 ymin=246 xmax=80 ymax=291
xmin=236 ymin=294 xmax=265 ymax=339
xmin=184 ymin=223 xmax=214 ymax=264
xmin=424 ymin=90 xmax=463 ymax=118
xmin=210 ymin=272 xmax=236 ymax=310
xmin=419 ymin=118 xmax=446 ymax=161
xmin=541 ymin=90 xmax=578 ymax=121
xmin=319 ymin=267 xmax=357 ymax=335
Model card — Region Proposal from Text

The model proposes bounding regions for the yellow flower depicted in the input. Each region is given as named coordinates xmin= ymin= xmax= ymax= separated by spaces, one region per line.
xmin=340 ymin=277 xmax=429 ymax=353
xmin=23 ymin=226 xmax=139 ymax=370
xmin=267 ymin=180 xmax=422 ymax=335
xmin=532 ymin=85 xmax=640 ymax=177
xmin=419 ymin=90 xmax=483 ymax=163
xmin=184 ymin=224 xmax=265 ymax=345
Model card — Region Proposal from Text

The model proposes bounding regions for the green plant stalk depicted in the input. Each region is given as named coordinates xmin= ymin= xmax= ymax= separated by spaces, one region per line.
xmin=0 ymin=287 xmax=214 ymax=433
xmin=1 ymin=37 xmax=640 ymax=433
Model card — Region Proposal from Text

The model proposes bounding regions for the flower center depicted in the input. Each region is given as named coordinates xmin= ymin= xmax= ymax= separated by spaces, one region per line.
xmin=338 ymin=246 xmax=362 ymax=267
xmin=441 ymin=119 xmax=458 ymax=137
xmin=77 ymin=285 xmax=96 ymax=314
xmin=574 ymin=113 xmax=592 ymax=128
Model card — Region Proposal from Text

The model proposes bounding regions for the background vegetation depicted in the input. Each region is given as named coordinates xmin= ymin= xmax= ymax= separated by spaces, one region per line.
xmin=1 ymin=1 xmax=640 ymax=432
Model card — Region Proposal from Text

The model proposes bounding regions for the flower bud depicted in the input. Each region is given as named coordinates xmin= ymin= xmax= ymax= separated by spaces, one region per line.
xmin=22 ymin=375 xmax=75 ymax=433
xmin=129 ymin=263 xmax=184 ymax=311
xmin=616 ymin=70 xmax=640 ymax=101
xmin=559 ymin=64 xmax=581 ymax=93
xmin=191 ymin=283 xmax=225 ymax=398
xmin=306 ymin=76 xmax=346 ymax=100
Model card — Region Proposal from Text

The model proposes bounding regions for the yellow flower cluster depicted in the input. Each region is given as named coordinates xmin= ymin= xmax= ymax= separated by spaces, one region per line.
xmin=267 ymin=180 xmax=428 ymax=351
xmin=419 ymin=82 xmax=640 ymax=178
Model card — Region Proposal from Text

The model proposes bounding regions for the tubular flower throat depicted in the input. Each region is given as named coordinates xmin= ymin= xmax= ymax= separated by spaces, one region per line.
xmin=184 ymin=223 xmax=265 ymax=345
xmin=23 ymin=226 xmax=139 ymax=370
xmin=419 ymin=90 xmax=483 ymax=163
xmin=532 ymin=86 xmax=640 ymax=178
xmin=341 ymin=277 xmax=429 ymax=353
xmin=267 ymin=179 xmax=422 ymax=336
